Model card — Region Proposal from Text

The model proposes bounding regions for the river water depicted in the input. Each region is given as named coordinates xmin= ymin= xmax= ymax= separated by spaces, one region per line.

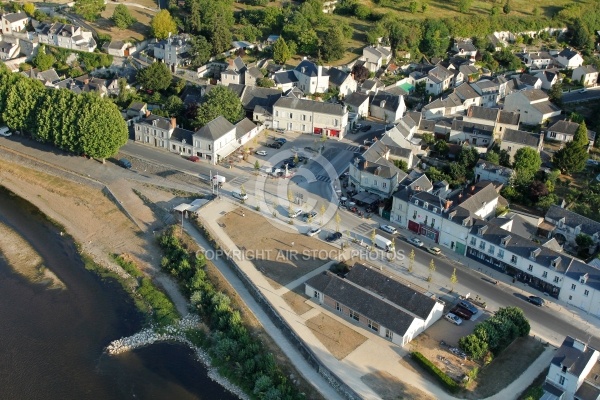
xmin=0 ymin=188 xmax=237 ymax=400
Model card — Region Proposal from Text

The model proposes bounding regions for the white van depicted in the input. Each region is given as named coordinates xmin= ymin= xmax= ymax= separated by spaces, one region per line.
xmin=0 ymin=126 xmax=11 ymax=137
xmin=232 ymin=189 xmax=248 ymax=200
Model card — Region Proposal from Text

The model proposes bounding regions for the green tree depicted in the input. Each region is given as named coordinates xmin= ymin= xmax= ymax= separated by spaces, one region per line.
xmin=570 ymin=19 xmax=594 ymax=50
xmin=553 ymin=122 xmax=589 ymax=174
xmin=576 ymin=233 xmax=594 ymax=251
xmin=393 ymin=159 xmax=409 ymax=172
xmin=23 ymin=2 xmax=35 ymax=16
xmin=513 ymin=147 xmax=542 ymax=182
xmin=421 ymin=2 xmax=428 ymax=12
xmin=458 ymin=0 xmax=473 ymax=13
xmin=112 ymin=4 xmax=136 ymax=29
xmin=409 ymin=1 xmax=418 ymax=13
xmin=458 ymin=146 xmax=479 ymax=169
xmin=422 ymin=132 xmax=435 ymax=145
xmin=499 ymin=149 xmax=511 ymax=167
xmin=73 ymin=0 xmax=105 ymax=21
xmin=420 ymin=19 xmax=450 ymax=58
xmin=210 ymin=22 xmax=233 ymax=54
xmin=549 ymin=82 xmax=563 ymax=105
xmin=503 ymin=0 xmax=511 ymax=14
xmin=486 ymin=150 xmax=500 ymax=165
xmin=195 ymin=86 xmax=244 ymax=127
xmin=495 ymin=306 xmax=530 ymax=337
xmin=273 ymin=37 xmax=291 ymax=65
xmin=256 ymin=78 xmax=275 ymax=88
xmin=189 ymin=35 xmax=212 ymax=68
xmin=321 ymin=26 xmax=345 ymax=62
xmin=78 ymin=94 xmax=128 ymax=162
xmin=151 ymin=10 xmax=177 ymax=40
xmin=2 ymin=77 xmax=45 ymax=134
xmin=136 ymin=62 xmax=172 ymax=92
xmin=162 ymin=95 xmax=184 ymax=117
xmin=434 ymin=140 xmax=449 ymax=157
xmin=32 ymin=46 xmax=56 ymax=71
xmin=459 ymin=334 xmax=489 ymax=360
xmin=34 ymin=89 xmax=82 ymax=152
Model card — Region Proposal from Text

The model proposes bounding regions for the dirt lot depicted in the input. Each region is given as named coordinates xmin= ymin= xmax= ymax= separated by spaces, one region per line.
xmin=220 ymin=208 xmax=340 ymax=289
xmin=361 ymin=370 xmax=434 ymax=400
xmin=282 ymin=286 xmax=314 ymax=315
xmin=95 ymin=4 xmax=154 ymax=42
xmin=305 ymin=313 xmax=367 ymax=360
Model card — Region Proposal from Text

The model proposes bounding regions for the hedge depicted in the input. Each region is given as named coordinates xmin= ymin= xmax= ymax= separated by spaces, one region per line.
xmin=411 ymin=352 xmax=460 ymax=394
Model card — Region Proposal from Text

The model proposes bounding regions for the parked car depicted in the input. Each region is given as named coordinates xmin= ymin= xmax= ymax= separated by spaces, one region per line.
xmin=0 ymin=126 xmax=12 ymax=137
xmin=325 ymin=231 xmax=343 ymax=242
xmin=302 ymin=211 xmax=317 ymax=221
xmin=255 ymin=150 xmax=267 ymax=156
xmin=360 ymin=125 xmax=372 ymax=132
xmin=458 ymin=300 xmax=478 ymax=315
xmin=364 ymin=139 xmax=374 ymax=146
xmin=380 ymin=225 xmax=397 ymax=234
xmin=355 ymin=123 xmax=363 ymax=129
xmin=451 ymin=306 xmax=473 ymax=320
xmin=306 ymin=227 xmax=321 ymax=237
xmin=118 ymin=158 xmax=132 ymax=169
xmin=268 ymin=142 xmax=282 ymax=149
xmin=188 ymin=155 xmax=200 ymax=162
xmin=407 ymin=237 xmax=424 ymax=247
xmin=528 ymin=296 xmax=545 ymax=307
xmin=289 ymin=208 xmax=303 ymax=218
xmin=427 ymin=246 xmax=442 ymax=256
xmin=444 ymin=313 xmax=463 ymax=326
xmin=275 ymin=138 xmax=287 ymax=144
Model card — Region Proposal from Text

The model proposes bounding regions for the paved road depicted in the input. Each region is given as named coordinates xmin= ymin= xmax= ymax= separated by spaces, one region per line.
xmin=562 ymin=87 xmax=600 ymax=103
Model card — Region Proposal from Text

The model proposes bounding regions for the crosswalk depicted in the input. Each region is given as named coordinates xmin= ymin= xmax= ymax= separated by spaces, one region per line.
xmin=315 ymin=175 xmax=331 ymax=183
xmin=355 ymin=222 xmax=374 ymax=233
xmin=346 ymin=145 xmax=362 ymax=152
xmin=229 ymin=176 xmax=249 ymax=186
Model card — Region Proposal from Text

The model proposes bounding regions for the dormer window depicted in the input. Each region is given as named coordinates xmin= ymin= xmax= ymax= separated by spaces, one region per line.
xmin=424 ymin=202 xmax=429 ymax=209
xmin=551 ymin=258 xmax=560 ymax=269
xmin=580 ymin=273 xmax=589 ymax=284
xmin=530 ymin=248 xmax=541 ymax=260
xmin=449 ymin=211 xmax=456 ymax=221
xmin=462 ymin=217 xmax=470 ymax=227
xmin=433 ymin=207 xmax=439 ymax=214
xmin=478 ymin=225 xmax=488 ymax=236
xmin=501 ymin=235 xmax=511 ymax=247
xmin=414 ymin=200 xmax=419 ymax=205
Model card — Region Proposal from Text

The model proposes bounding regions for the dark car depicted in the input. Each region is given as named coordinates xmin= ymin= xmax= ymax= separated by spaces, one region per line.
xmin=188 ymin=155 xmax=200 ymax=162
xmin=458 ymin=300 xmax=478 ymax=315
xmin=325 ymin=232 xmax=342 ymax=242
xmin=284 ymin=162 xmax=296 ymax=168
xmin=360 ymin=125 xmax=372 ymax=132
xmin=268 ymin=142 xmax=282 ymax=149
xmin=118 ymin=158 xmax=132 ymax=169
xmin=451 ymin=306 xmax=473 ymax=320
xmin=528 ymin=296 xmax=545 ymax=307
xmin=275 ymin=138 xmax=287 ymax=144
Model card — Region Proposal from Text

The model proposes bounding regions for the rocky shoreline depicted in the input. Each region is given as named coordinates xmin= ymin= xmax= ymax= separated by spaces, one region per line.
xmin=106 ymin=315 xmax=249 ymax=400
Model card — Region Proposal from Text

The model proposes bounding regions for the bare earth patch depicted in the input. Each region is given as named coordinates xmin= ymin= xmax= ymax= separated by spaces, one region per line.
xmin=282 ymin=287 xmax=313 ymax=315
xmin=95 ymin=4 xmax=154 ymax=42
xmin=361 ymin=370 xmax=435 ymax=400
xmin=220 ymin=208 xmax=340 ymax=288
xmin=305 ymin=313 xmax=367 ymax=360
xmin=0 ymin=222 xmax=66 ymax=289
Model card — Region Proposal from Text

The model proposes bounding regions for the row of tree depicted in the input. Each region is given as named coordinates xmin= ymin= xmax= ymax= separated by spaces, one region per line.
xmin=459 ymin=306 xmax=530 ymax=362
xmin=0 ymin=64 xmax=127 ymax=161
xmin=158 ymin=227 xmax=304 ymax=400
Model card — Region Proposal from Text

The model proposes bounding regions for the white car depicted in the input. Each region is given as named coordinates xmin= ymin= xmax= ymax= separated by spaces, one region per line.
xmin=444 ymin=313 xmax=463 ymax=326
xmin=380 ymin=225 xmax=397 ymax=234
xmin=407 ymin=237 xmax=424 ymax=247
xmin=0 ymin=126 xmax=11 ymax=137
xmin=256 ymin=150 xmax=267 ymax=156
xmin=289 ymin=208 xmax=303 ymax=218
xmin=306 ymin=227 xmax=321 ymax=237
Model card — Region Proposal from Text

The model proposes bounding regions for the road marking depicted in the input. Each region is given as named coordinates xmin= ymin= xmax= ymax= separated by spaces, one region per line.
xmin=355 ymin=222 xmax=373 ymax=233
xmin=315 ymin=175 xmax=331 ymax=183
xmin=346 ymin=145 xmax=361 ymax=152
xmin=229 ymin=176 xmax=249 ymax=186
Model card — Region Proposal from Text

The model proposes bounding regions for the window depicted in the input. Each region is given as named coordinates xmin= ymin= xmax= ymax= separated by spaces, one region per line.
xmin=334 ymin=119 xmax=339 ymax=127
xmin=208 ymin=144 xmax=212 ymax=150
xmin=498 ymin=249 xmax=504 ymax=258
xmin=336 ymin=302 xmax=341 ymax=312
xmin=470 ymin=237 xmax=476 ymax=245
xmin=479 ymin=241 xmax=485 ymax=250
xmin=511 ymin=255 xmax=517 ymax=264
xmin=382 ymin=182 xmax=387 ymax=188
xmin=398 ymin=204 xmax=403 ymax=211
xmin=368 ymin=320 xmax=379 ymax=332
xmin=289 ymin=112 xmax=293 ymax=118
xmin=349 ymin=309 xmax=359 ymax=321
xmin=584 ymin=290 xmax=589 ymax=296
xmin=488 ymin=245 xmax=495 ymax=254
xmin=275 ymin=110 xmax=278 ymax=117
xmin=386 ymin=329 xmax=393 ymax=340
xmin=549 ymin=131 xmax=556 ymax=138
xmin=571 ymin=284 xmax=576 ymax=291
xmin=542 ymin=271 xmax=548 ymax=278
xmin=302 ymin=114 xmax=306 ymax=121
xmin=424 ymin=216 xmax=428 ymax=225
xmin=413 ymin=210 xmax=417 ymax=219
xmin=554 ymin=276 xmax=560 ymax=283
xmin=569 ymin=295 xmax=572 ymax=300
xmin=559 ymin=375 xmax=566 ymax=385
xmin=373 ymin=180 xmax=378 ymax=187
xmin=528 ymin=265 xmax=533 ymax=272
xmin=313 ymin=290 xmax=319 ymax=298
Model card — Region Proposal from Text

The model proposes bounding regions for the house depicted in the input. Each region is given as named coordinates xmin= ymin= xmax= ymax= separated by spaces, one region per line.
xmin=474 ymin=159 xmax=514 ymax=185
xmin=471 ymin=79 xmax=501 ymax=108
xmin=523 ymin=51 xmax=554 ymax=69
xmin=239 ymin=86 xmax=282 ymax=124
xmin=454 ymin=82 xmax=482 ymax=109
xmin=360 ymin=78 xmax=384 ymax=95
xmin=503 ymin=89 xmax=562 ymax=125
xmin=36 ymin=22 xmax=97 ymax=52
xmin=556 ymin=48 xmax=584 ymax=70
xmin=535 ymin=69 xmax=561 ymax=90
xmin=193 ymin=116 xmax=238 ymax=164
xmin=272 ymin=59 xmax=329 ymax=94
xmin=499 ymin=129 xmax=544 ymax=161
xmin=327 ymin=67 xmax=356 ymax=98
xmin=543 ymin=336 xmax=600 ymax=400
xmin=362 ymin=45 xmax=391 ymax=73
xmin=455 ymin=64 xmax=480 ymax=86
xmin=21 ymin=67 xmax=61 ymax=86
xmin=422 ymin=93 xmax=464 ymax=119
xmin=544 ymin=205 xmax=600 ymax=253
xmin=104 ymin=40 xmax=133 ymax=57
xmin=272 ymin=70 xmax=297 ymax=92
xmin=1 ymin=12 xmax=29 ymax=35
xmin=518 ymin=73 xmax=543 ymax=90
xmin=546 ymin=120 xmax=596 ymax=150
xmin=134 ymin=114 xmax=177 ymax=150
xmin=561 ymin=261 xmax=600 ymax=315
xmin=463 ymin=105 xmax=520 ymax=139
xmin=272 ymin=96 xmax=348 ymax=138
xmin=234 ymin=117 xmax=259 ymax=147
xmin=305 ymin=264 xmax=444 ymax=346
xmin=152 ymin=34 xmax=191 ymax=72
xmin=449 ymin=120 xmax=494 ymax=147
xmin=221 ymin=56 xmax=247 ymax=86
xmin=426 ymin=65 xmax=454 ymax=96
xmin=572 ymin=65 xmax=598 ymax=87
xmin=452 ymin=40 xmax=478 ymax=62
xmin=344 ymin=91 xmax=369 ymax=118
xmin=244 ymin=66 xmax=263 ymax=87
xmin=0 ymin=39 xmax=19 ymax=60
xmin=370 ymin=91 xmax=406 ymax=123
xmin=126 ymin=102 xmax=148 ymax=121
xmin=348 ymin=141 xmax=408 ymax=198
xmin=487 ymin=34 xmax=504 ymax=52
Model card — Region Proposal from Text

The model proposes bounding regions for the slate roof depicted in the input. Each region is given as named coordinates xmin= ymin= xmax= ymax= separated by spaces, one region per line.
xmin=532 ymin=101 xmax=561 ymax=115
xmin=519 ymin=73 xmax=541 ymax=87
xmin=423 ymin=93 xmax=462 ymax=110
xmin=575 ymin=381 xmax=600 ymax=400
xmin=230 ymin=56 xmax=245 ymax=72
xmin=454 ymin=83 xmax=480 ymax=100
xmin=128 ymin=101 xmax=146 ymax=112
xmin=246 ymin=66 xmax=263 ymax=79
xmin=106 ymin=40 xmax=127 ymax=50
xmin=371 ymin=91 xmax=402 ymax=111
xmin=558 ymin=48 xmax=580 ymax=60
xmin=3 ymin=12 xmax=28 ymax=23
xmin=503 ymin=129 xmax=542 ymax=147
xmin=274 ymin=97 xmax=345 ymax=116
xmin=344 ymin=91 xmax=369 ymax=108
xmin=305 ymin=271 xmax=419 ymax=336
xmin=552 ymin=336 xmax=598 ymax=377
xmin=345 ymin=263 xmax=438 ymax=320
xmin=521 ymin=88 xmax=548 ymax=102
xmin=362 ymin=79 xmax=382 ymax=91
xmin=498 ymin=110 xmax=520 ymax=125
xmin=136 ymin=115 xmax=172 ymax=131
xmin=194 ymin=116 xmax=235 ymax=141
xmin=273 ymin=70 xmax=298 ymax=85
xmin=548 ymin=120 xmax=579 ymax=136
xmin=240 ymin=86 xmax=282 ymax=111
xmin=170 ymin=127 xmax=194 ymax=144
xmin=470 ymin=219 xmax=571 ymax=272
xmin=294 ymin=59 xmax=321 ymax=77
xmin=527 ymin=51 xmax=552 ymax=60
xmin=467 ymin=106 xmax=499 ymax=122
xmin=234 ymin=118 xmax=256 ymax=139
xmin=427 ymin=65 xmax=453 ymax=83
xmin=357 ymin=141 xmax=406 ymax=180
xmin=535 ymin=69 xmax=559 ymax=83
xmin=327 ymin=67 xmax=350 ymax=86
xmin=226 ymin=83 xmax=246 ymax=98
xmin=546 ymin=205 xmax=600 ymax=238
xmin=475 ymin=159 xmax=513 ymax=177
xmin=0 ymin=40 xmax=17 ymax=53
xmin=565 ymin=260 xmax=600 ymax=291
xmin=576 ymin=65 xmax=598 ymax=74
xmin=455 ymin=40 xmax=477 ymax=52
xmin=452 ymin=120 xmax=493 ymax=137
xmin=456 ymin=183 xmax=500 ymax=214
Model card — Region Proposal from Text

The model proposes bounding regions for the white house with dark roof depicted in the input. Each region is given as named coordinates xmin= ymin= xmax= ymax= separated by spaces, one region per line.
xmin=546 ymin=120 xmax=596 ymax=150
xmin=327 ymin=67 xmax=356 ymax=97
xmin=535 ymin=69 xmax=561 ymax=90
xmin=343 ymin=91 xmax=369 ymax=118
xmin=556 ymin=48 xmax=584 ymax=69
xmin=36 ymin=22 xmax=96 ymax=52
xmin=450 ymin=120 xmax=494 ymax=147
xmin=499 ymin=128 xmax=544 ymax=161
xmin=523 ymin=51 xmax=554 ymax=69
xmin=422 ymin=93 xmax=463 ymax=119
xmin=0 ymin=39 xmax=19 ymax=60
xmin=244 ymin=66 xmax=263 ymax=87
xmin=452 ymin=40 xmax=478 ymax=62
xmin=543 ymin=336 xmax=600 ymax=400
xmin=134 ymin=114 xmax=177 ymax=150
xmin=305 ymin=263 xmax=444 ymax=346
xmin=463 ymin=105 xmax=520 ymax=140
xmin=21 ymin=67 xmax=61 ymax=86
xmin=426 ymin=65 xmax=454 ymax=96
xmin=272 ymin=96 xmax=348 ymax=138
xmin=471 ymin=79 xmax=502 ymax=108
xmin=361 ymin=45 xmax=391 ymax=73
xmin=272 ymin=59 xmax=329 ymax=94
xmin=235 ymin=117 xmax=260 ymax=147
xmin=474 ymin=159 xmax=514 ymax=185
xmin=453 ymin=82 xmax=482 ymax=108
xmin=152 ymin=34 xmax=191 ymax=72
xmin=1 ymin=12 xmax=29 ymax=35
xmin=561 ymin=261 xmax=600 ymax=315
xmin=503 ymin=89 xmax=562 ymax=125
xmin=518 ymin=73 xmax=543 ymax=90
xmin=193 ymin=116 xmax=237 ymax=163
xmin=572 ymin=65 xmax=599 ymax=87
xmin=104 ymin=40 xmax=134 ymax=57
xmin=370 ymin=91 xmax=405 ymax=123
xmin=544 ymin=205 xmax=600 ymax=253
xmin=221 ymin=56 xmax=247 ymax=86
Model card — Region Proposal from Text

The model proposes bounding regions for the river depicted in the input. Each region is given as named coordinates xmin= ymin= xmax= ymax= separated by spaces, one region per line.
xmin=0 ymin=188 xmax=237 ymax=400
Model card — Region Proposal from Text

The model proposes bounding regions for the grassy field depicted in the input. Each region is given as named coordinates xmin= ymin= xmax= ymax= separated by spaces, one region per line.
xmin=95 ymin=4 xmax=154 ymax=42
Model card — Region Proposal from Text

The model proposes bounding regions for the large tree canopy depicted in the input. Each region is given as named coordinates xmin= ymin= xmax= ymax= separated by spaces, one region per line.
xmin=513 ymin=147 xmax=542 ymax=182
xmin=553 ymin=122 xmax=589 ymax=174
xmin=420 ymin=19 xmax=450 ymax=58
xmin=272 ymin=37 xmax=291 ymax=65
xmin=112 ymin=4 xmax=137 ymax=29
xmin=73 ymin=0 xmax=105 ymax=21
xmin=136 ymin=62 xmax=172 ymax=92
xmin=194 ymin=86 xmax=244 ymax=128
xmin=151 ymin=10 xmax=177 ymax=40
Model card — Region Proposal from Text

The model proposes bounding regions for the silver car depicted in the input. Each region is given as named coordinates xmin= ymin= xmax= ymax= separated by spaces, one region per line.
xmin=444 ymin=313 xmax=463 ymax=326
xmin=380 ymin=225 xmax=397 ymax=234
xmin=306 ymin=227 xmax=321 ymax=237
xmin=407 ymin=237 xmax=424 ymax=247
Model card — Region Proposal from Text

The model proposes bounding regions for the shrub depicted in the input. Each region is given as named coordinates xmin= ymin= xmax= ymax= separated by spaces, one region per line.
xmin=411 ymin=352 xmax=460 ymax=393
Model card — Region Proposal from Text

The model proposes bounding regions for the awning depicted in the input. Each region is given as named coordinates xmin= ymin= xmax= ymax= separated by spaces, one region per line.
xmin=173 ymin=203 xmax=191 ymax=212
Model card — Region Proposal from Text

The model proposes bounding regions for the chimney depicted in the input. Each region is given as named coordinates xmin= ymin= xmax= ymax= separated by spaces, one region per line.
xmin=470 ymin=185 xmax=476 ymax=193
xmin=445 ymin=200 xmax=452 ymax=210
xmin=171 ymin=117 xmax=176 ymax=130
xmin=145 ymin=110 xmax=151 ymax=118
xmin=364 ymin=160 xmax=368 ymax=168
xmin=318 ymin=65 xmax=322 ymax=76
